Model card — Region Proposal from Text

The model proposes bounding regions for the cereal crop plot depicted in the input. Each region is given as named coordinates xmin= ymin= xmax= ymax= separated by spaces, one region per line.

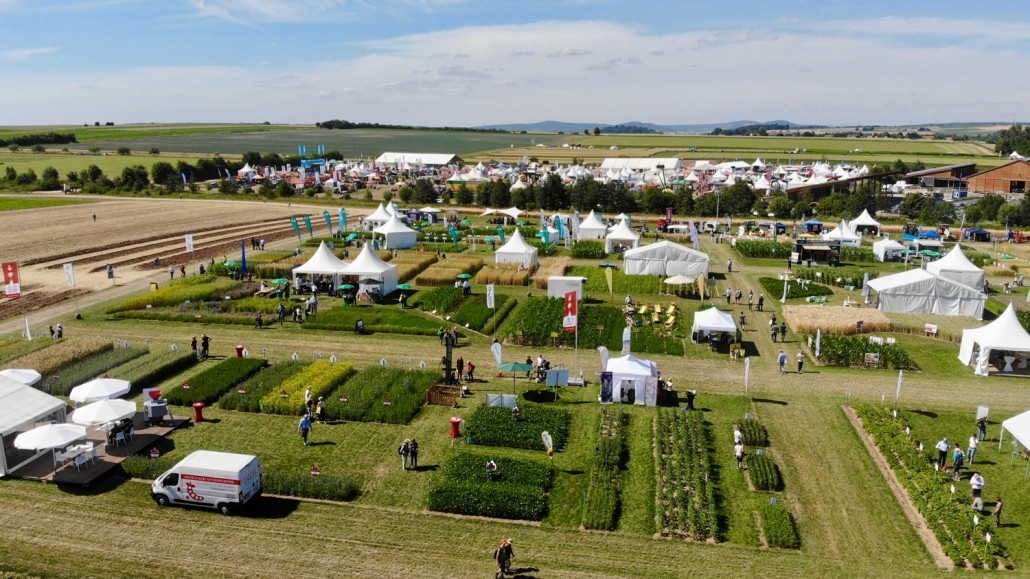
xmin=653 ymin=408 xmax=717 ymax=541
xmin=782 ymin=305 xmax=891 ymax=335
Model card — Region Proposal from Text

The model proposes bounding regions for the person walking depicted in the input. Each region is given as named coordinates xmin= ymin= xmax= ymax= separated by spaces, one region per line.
xmin=725 ymin=288 xmax=732 ymax=305
xmin=179 ymin=265 xmax=186 ymax=278
xmin=733 ymin=425 xmax=743 ymax=445
xmin=738 ymin=311 xmax=746 ymax=328
xmin=409 ymin=438 xmax=419 ymax=469
xmin=190 ymin=336 xmax=197 ymax=357
xmin=757 ymin=294 xmax=764 ymax=311
xmin=493 ymin=539 xmax=514 ymax=578
xmin=298 ymin=413 xmax=312 ymax=445
xmin=779 ymin=322 xmax=787 ymax=342
xmin=255 ymin=313 xmax=263 ymax=329
xmin=778 ymin=350 xmax=787 ymax=373
xmin=49 ymin=325 xmax=55 ymax=338
xmin=968 ymin=434 xmax=979 ymax=464
xmin=466 ymin=361 xmax=475 ymax=381
xmin=771 ymin=324 xmax=778 ymax=343
xmin=735 ymin=288 xmax=742 ymax=304
xmin=686 ymin=389 xmax=697 ymax=410
xmin=748 ymin=290 xmax=754 ymax=311
xmin=993 ymin=496 xmax=1003 ymax=526
xmin=277 ymin=303 xmax=286 ymax=327
xmin=55 ymin=324 xmax=63 ymax=338
xmin=796 ymin=351 xmax=804 ymax=374
xmin=977 ymin=416 xmax=988 ymax=441
xmin=734 ymin=441 xmax=745 ymax=469
xmin=169 ymin=266 xmax=175 ymax=280
xmin=727 ymin=258 xmax=733 ymax=273
xmin=399 ymin=439 xmax=411 ymax=470
xmin=935 ymin=438 xmax=950 ymax=468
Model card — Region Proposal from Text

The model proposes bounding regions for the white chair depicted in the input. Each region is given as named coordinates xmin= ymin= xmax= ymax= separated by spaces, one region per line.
xmin=74 ymin=455 xmax=88 ymax=471
xmin=88 ymin=448 xmax=99 ymax=465
xmin=126 ymin=428 xmax=135 ymax=441
xmin=114 ymin=432 xmax=126 ymax=447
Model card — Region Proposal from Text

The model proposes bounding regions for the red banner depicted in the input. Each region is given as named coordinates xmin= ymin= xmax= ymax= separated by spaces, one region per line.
xmin=3 ymin=261 xmax=21 ymax=298
xmin=562 ymin=290 xmax=577 ymax=332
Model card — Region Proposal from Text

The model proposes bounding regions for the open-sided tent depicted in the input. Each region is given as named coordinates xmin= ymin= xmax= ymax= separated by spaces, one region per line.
xmin=292 ymin=241 xmax=348 ymax=288
xmin=339 ymin=244 xmax=398 ymax=296
xmin=927 ymin=244 xmax=985 ymax=291
xmin=873 ymin=238 xmax=906 ymax=262
xmin=577 ymin=210 xmax=607 ymax=241
xmin=821 ymin=220 xmax=862 ymax=247
xmin=605 ymin=219 xmax=640 ymax=253
xmin=802 ymin=218 xmax=823 ymax=233
xmin=691 ymin=307 xmax=737 ymax=341
xmin=494 ymin=228 xmax=539 ymax=268
xmin=850 ymin=209 xmax=881 ymax=236
xmin=623 ymin=241 xmax=710 ymax=277
xmin=958 ymin=303 xmax=1030 ymax=375
xmin=363 ymin=203 xmax=395 ymax=231
xmin=963 ymin=228 xmax=992 ymax=242
xmin=604 ymin=354 xmax=658 ymax=406
xmin=0 ymin=375 xmax=67 ymax=477
xmin=373 ymin=214 xmax=418 ymax=250
xmin=999 ymin=409 xmax=1030 ymax=458
xmin=867 ymin=268 xmax=985 ymax=319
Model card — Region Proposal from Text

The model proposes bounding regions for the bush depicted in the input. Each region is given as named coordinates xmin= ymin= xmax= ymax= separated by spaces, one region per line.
xmin=747 ymin=453 xmax=783 ymax=491
xmin=740 ymin=418 xmax=769 ymax=447
xmin=582 ymin=407 xmax=625 ymax=530
xmin=164 ymin=358 xmax=266 ymax=405
xmin=259 ymin=360 xmax=355 ymax=415
xmin=49 ymin=346 xmax=148 ymax=396
xmin=814 ymin=334 xmax=918 ymax=370
xmin=415 ymin=286 xmax=465 ymax=313
xmin=464 ymin=403 xmax=570 ymax=451
xmin=757 ymin=277 xmax=834 ymax=299
xmin=428 ymin=453 xmax=552 ymax=521
xmin=571 ymin=240 xmax=606 ymax=259
xmin=758 ymin=503 xmax=800 ymax=549
xmin=217 ymin=361 xmax=308 ymax=411
xmin=840 ymin=246 xmax=877 ymax=263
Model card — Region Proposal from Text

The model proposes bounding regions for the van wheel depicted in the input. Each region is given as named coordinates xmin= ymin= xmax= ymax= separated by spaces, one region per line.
xmin=218 ymin=503 xmax=232 ymax=516
xmin=155 ymin=495 xmax=169 ymax=507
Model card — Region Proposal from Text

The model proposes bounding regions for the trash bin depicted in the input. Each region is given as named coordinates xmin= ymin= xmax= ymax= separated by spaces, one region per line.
xmin=235 ymin=344 xmax=245 ymax=358
xmin=192 ymin=402 xmax=205 ymax=422
xmin=450 ymin=416 xmax=461 ymax=438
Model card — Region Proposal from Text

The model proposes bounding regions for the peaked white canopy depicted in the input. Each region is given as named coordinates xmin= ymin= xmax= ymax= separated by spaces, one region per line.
xmin=1000 ymin=409 xmax=1030 ymax=451
xmin=821 ymin=220 xmax=861 ymax=247
xmin=605 ymin=219 xmax=640 ymax=253
xmin=340 ymin=244 xmax=399 ymax=295
xmin=364 ymin=203 xmax=395 ymax=231
xmin=373 ymin=214 xmax=418 ymax=249
xmin=927 ymin=244 xmax=985 ymax=291
xmin=0 ymin=368 xmax=41 ymax=386
xmin=872 ymin=238 xmax=906 ymax=262
xmin=850 ymin=209 xmax=881 ymax=235
xmin=959 ymin=303 xmax=1030 ymax=374
xmin=867 ymin=269 xmax=985 ymax=319
xmin=623 ymin=241 xmax=710 ymax=277
xmin=577 ymin=210 xmax=607 ymax=241
xmin=293 ymin=241 xmax=349 ymax=287
xmin=604 ymin=354 xmax=659 ymax=406
xmin=494 ymin=228 xmax=539 ymax=268
xmin=691 ymin=307 xmax=736 ymax=338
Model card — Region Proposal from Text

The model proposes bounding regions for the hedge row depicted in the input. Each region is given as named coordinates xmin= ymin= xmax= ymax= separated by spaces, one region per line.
xmin=164 ymin=358 xmax=267 ymax=405
xmin=480 ymin=297 xmax=518 ymax=336
xmin=301 ymin=306 xmax=443 ymax=336
xmin=464 ymin=403 xmax=570 ymax=451
xmin=570 ymin=240 xmax=606 ymax=259
xmin=428 ymin=453 xmax=552 ymax=521
xmin=814 ymin=334 xmax=918 ymax=370
xmin=793 ymin=266 xmax=877 ymax=289
xmin=757 ymin=277 xmax=833 ymax=300
xmin=654 ymin=408 xmax=716 ymax=540
xmin=415 ymin=286 xmax=466 ymax=313
xmin=582 ymin=407 xmax=625 ymax=530
xmin=734 ymin=240 xmax=793 ymax=259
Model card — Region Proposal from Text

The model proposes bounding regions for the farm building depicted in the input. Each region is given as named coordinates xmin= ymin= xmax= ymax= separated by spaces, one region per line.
xmin=964 ymin=160 xmax=1030 ymax=194
xmin=903 ymin=163 xmax=977 ymax=188
xmin=374 ymin=152 xmax=463 ymax=168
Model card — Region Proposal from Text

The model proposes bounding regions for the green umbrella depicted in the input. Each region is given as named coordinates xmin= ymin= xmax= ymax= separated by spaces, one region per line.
xmin=225 ymin=261 xmax=240 ymax=267
xmin=272 ymin=278 xmax=289 ymax=284
xmin=341 ymin=284 xmax=355 ymax=290
xmin=1002 ymin=253 xmax=1015 ymax=259
xmin=497 ymin=361 xmax=535 ymax=389
xmin=457 ymin=273 xmax=473 ymax=280
xmin=397 ymin=283 xmax=414 ymax=290
xmin=461 ymin=218 xmax=472 ymax=224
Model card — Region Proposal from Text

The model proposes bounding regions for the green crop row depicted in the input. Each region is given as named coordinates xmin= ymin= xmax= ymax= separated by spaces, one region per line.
xmin=582 ymin=407 xmax=626 ymax=530
xmin=740 ymin=418 xmax=769 ymax=447
xmin=259 ymin=360 xmax=355 ymax=416
xmin=415 ymin=286 xmax=466 ymax=313
xmin=566 ymin=265 xmax=662 ymax=295
xmin=758 ymin=503 xmax=801 ymax=549
xmin=793 ymin=266 xmax=878 ymax=289
xmin=840 ymin=246 xmax=877 ymax=263
xmin=757 ymin=277 xmax=833 ymax=300
xmin=464 ymin=403 xmax=570 ymax=451
xmin=747 ymin=453 xmax=783 ymax=492
xmin=301 ymin=306 xmax=443 ymax=336
xmin=480 ymin=297 xmax=518 ymax=336
xmin=734 ymin=240 xmax=793 ymax=259
xmin=217 ymin=361 xmax=309 ymax=412
xmin=653 ymin=408 xmax=717 ymax=541
xmin=49 ymin=346 xmax=148 ymax=396
xmin=108 ymin=349 xmax=199 ymax=396
xmin=0 ymin=336 xmax=54 ymax=366
xmin=629 ymin=326 xmax=686 ymax=356
xmin=428 ymin=453 xmax=552 ymax=521
xmin=108 ymin=310 xmax=256 ymax=327
xmin=570 ymin=240 xmax=606 ymax=259
xmin=502 ymin=298 xmax=623 ymax=350
xmin=164 ymin=358 xmax=266 ymax=406
xmin=854 ymin=404 xmax=1010 ymax=568
xmin=109 ymin=275 xmax=235 ymax=312
xmin=814 ymin=334 xmax=918 ymax=370
xmin=8 ymin=337 xmax=113 ymax=379
xmin=327 ymin=368 xmax=436 ymax=424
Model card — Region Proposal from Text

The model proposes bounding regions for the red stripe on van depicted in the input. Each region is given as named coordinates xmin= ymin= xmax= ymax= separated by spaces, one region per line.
xmin=181 ymin=474 xmax=240 ymax=485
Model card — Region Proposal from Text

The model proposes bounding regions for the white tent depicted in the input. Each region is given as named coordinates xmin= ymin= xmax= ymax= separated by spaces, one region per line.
xmin=292 ymin=241 xmax=348 ymax=288
xmin=999 ymin=409 xmax=1030 ymax=455
xmin=691 ymin=307 xmax=737 ymax=341
xmin=604 ymin=354 xmax=658 ymax=406
xmin=494 ymin=228 xmax=539 ymax=268
xmin=0 ymin=368 xmax=41 ymax=386
xmin=867 ymin=269 xmax=985 ymax=319
xmin=821 ymin=220 xmax=862 ymax=247
xmin=340 ymin=244 xmax=399 ymax=296
xmin=872 ymin=238 xmax=906 ymax=262
xmin=373 ymin=214 xmax=418 ymax=250
xmin=236 ymin=163 xmax=257 ymax=180
xmin=0 ymin=375 xmax=67 ymax=477
xmin=605 ymin=219 xmax=640 ymax=253
xmin=363 ymin=203 xmax=395 ymax=231
xmin=623 ymin=241 xmax=710 ymax=277
xmin=577 ymin=210 xmax=607 ymax=241
xmin=850 ymin=209 xmax=881 ymax=236
xmin=927 ymin=244 xmax=985 ymax=291
xmin=958 ymin=303 xmax=1030 ymax=375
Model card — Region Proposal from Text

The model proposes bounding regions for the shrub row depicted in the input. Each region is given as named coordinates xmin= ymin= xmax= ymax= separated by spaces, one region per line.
xmin=464 ymin=403 xmax=570 ymax=451
xmin=259 ymin=360 xmax=355 ymax=416
xmin=571 ymin=240 xmax=606 ymax=259
xmin=814 ymin=334 xmax=918 ymax=370
xmin=793 ymin=266 xmax=877 ymax=289
xmin=747 ymin=453 xmax=783 ymax=492
xmin=734 ymin=240 xmax=793 ymax=259
xmin=453 ymin=293 xmax=511 ymax=332
xmin=327 ymin=368 xmax=436 ymax=424
xmin=428 ymin=453 xmax=552 ymax=521
xmin=758 ymin=503 xmax=801 ymax=549
xmin=757 ymin=277 xmax=833 ymax=300
xmin=108 ymin=349 xmax=199 ymax=397
xmin=164 ymin=358 xmax=267 ymax=405
xmin=480 ymin=297 xmax=518 ymax=336
xmin=854 ymin=404 xmax=1009 ymax=568
xmin=653 ymin=408 xmax=716 ymax=540
xmin=739 ymin=419 xmax=769 ymax=448
xmin=108 ymin=310 xmax=257 ymax=326
xmin=582 ymin=407 xmax=625 ymax=530
xmin=217 ymin=361 xmax=308 ymax=412
xmin=7 ymin=337 xmax=112 ymax=378
xmin=567 ymin=265 xmax=661 ymax=295
xmin=49 ymin=346 xmax=148 ymax=396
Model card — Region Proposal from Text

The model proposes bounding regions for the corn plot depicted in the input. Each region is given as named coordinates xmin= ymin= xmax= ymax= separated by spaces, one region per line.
xmin=653 ymin=408 xmax=717 ymax=541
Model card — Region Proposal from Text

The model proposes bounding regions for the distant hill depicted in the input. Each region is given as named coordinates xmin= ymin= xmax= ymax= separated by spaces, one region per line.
xmin=478 ymin=120 xmax=815 ymax=134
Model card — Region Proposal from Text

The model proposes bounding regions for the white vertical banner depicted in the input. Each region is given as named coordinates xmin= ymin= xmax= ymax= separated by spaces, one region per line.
xmin=490 ymin=340 xmax=503 ymax=365
xmin=185 ymin=234 xmax=194 ymax=253
xmin=24 ymin=317 xmax=31 ymax=341
xmin=744 ymin=356 xmax=751 ymax=395
xmin=815 ymin=328 xmax=822 ymax=358
xmin=780 ymin=279 xmax=789 ymax=303
xmin=621 ymin=326 xmax=632 ymax=355
xmin=895 ymin=369 xmax=903 ymax=405
xmin=597 ymin=346 xmax=610 ymax=372
xmin=63 ymin=263 xmax=75 ymax=287
xmin=486 ymin=284 xmax=496 ymax=309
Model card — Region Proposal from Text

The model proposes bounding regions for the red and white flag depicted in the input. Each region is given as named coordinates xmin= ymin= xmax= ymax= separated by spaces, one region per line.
xmin=3 ymin=261 xmax=21 ymax=298
xmin=562 ymin=290 xmax=577 ymax=332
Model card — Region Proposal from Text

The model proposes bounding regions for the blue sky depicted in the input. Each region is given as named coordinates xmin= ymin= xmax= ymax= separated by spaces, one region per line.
xmin=1 ymin=0 xmax=1029 ymax=126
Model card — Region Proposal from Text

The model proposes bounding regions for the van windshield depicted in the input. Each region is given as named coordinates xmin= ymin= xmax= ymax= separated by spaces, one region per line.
xmin=164 ymin=473 xmax=179 ymax=486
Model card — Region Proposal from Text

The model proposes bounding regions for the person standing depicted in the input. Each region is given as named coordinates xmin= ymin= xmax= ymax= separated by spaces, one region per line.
xmin=778 ymin=350 xmax=787 ymax=373
xmin=298 ymin=413 xmax=312 ymax=445
xmin=456 ymin=356 xmax=464 ymax=381
xmin=399 ymin=439 xmax=411 ymax=470
xmin=771 ymin=323 xmax=778 ymax=343
xmin=977 ymin=416 xmax=988 ymax=441
xmin=725 ymin=288 xmax=732 ymax=304
xmin=316 ymin=396 xmax=326 ymax=424
xmin=180 ymin=265 xmax=186 ymax=278
xmin=493 ymin=539 xmax=514 ymax=578
xmin=968 ymin=434 xmax=979 ymax=464
xmin=49 ymin=325 xmax=55 ymax=338
xmin=735 ymin=288 xmax=742 ymax=304
xmin=734 ymin=441 xmax=745 ymax=469
xmin=952 ymin=446 xmax=964 ymax=476
xmin=993 ymin=496 xmax=1003 ymax=526
xmin=748 ymin=290 xmax=754 ymax=311
xmin=796 ymin=351 xmax=804 ymax=374
xmin=200 ymin=334 xmax=210 ymax=360
xmin=738 ymin=311 xmax=746 ymax=328
xmin=935 ymin=438 xmax=950 ymax=468
xmin=686 ymin=389 xmax=697 ymax=411
xmin=255 ymin=313 xmax=263 ymax=329
xmin=409 ymin=438 xmax=419 ymax=469
xmin=727 ymin=258 xmax=733 ymax=273
xmin=55 ymin=324 xmax=63 ymax=338
xmin=190 ymin=336 xmax=197 ymax=357
xmin=757 ymin=294 xmax=764 ymax=311
xmin=733 ymin=425 xmax=743 ymax=445
xmin=779 ymin=322 xmax=787 ymax=342
xmin=466 ymin=361 xmax=475 ymax=381
xmin=277 ymin=303 xmax=286 ymax=327
xmin=970 ymin=472 xmax=984 ymax=499
xmin=169 ymin=266 xmax=175 ymax=280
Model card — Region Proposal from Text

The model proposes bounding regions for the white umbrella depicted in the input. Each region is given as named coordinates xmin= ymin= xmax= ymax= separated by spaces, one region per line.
xmin=69 ymin=378 xmax=130 ymax=403
xmin=664 ymin=275 xmax=693 ymax=285
xmin=14 ymin=423 xmax=87 ymax=450
xmin=72 ymin=399 xmax=137 ymax=425
xmin=0 ymin=368 xmax=42 ymax=385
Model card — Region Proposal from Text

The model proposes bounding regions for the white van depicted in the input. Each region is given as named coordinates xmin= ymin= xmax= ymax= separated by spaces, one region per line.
xmin=151 ymin=450 xmax=262 ymax=516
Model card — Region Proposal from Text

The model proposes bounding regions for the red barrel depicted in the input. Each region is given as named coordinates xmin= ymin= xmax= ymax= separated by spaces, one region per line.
xmin=192 ymin=402 xmax=205 ymax=422
xmin=450 ymin=416 xmax=461 ymax=438
xmin=235 ymin=344 xmax=245 ymax=358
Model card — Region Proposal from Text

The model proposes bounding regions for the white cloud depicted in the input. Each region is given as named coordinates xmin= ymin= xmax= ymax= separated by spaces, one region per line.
xmin=187 ymin=0 xmax=471 ymax=23
xmin=2 ymin=46 xmax=58 ymax=61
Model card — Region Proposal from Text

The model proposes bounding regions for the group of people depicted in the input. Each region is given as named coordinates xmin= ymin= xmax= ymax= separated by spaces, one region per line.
xmin=725 ymin=287 xmax=763 ymax=311
xmin=933 ymin=417 xmax=1003 ymax=525
xmin=455 ymin=278 xmax=472 ymax=295
xmin=249 ymin=237 xmax=266 ymax=250
xmin=398 ymin=438 xmax=419 ymax=470
xmin=770 ymin=318 xmax=787 ymax=342
xmin=190 ymin=335 xmax=211 ymax=360
xmin=48 ymin=324 xmax=63 ymax=339
xmin=777 ymin=350 xmax=805 ymax=374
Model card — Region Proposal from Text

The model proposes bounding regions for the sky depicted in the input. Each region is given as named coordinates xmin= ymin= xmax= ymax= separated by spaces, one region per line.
xmin=1 ymin=0 xmax=1029 ymax=127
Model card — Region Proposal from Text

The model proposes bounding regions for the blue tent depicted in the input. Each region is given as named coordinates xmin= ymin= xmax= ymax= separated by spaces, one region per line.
xmin=802 ymin=218 xmax=823 ymax=233
xmin=963 ymin=228 xmax=991 ymax=242
xmin=919 ymin=229 xmax=941 ymax=239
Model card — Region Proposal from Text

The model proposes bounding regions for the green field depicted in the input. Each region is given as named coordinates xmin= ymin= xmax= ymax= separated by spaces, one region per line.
xmin=0 ymin=123 xmax=293 ymax=142
xmin=0 ymin=197 xmax=91 ymax=211
xmin=0 ymin=151 xmax=209 ymax=179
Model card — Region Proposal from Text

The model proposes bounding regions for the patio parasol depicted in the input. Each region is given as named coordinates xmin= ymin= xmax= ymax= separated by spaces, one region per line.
xmin=664 ymin=275 xmax=693 ymax=285
xmin=598 ymin=262 xmax=619 ymax=269
xmin=69 ymin=378 xmax=131 ymax=403
xmin=13 ymin=423 xmax=88 ymax=477
xmin=497 ymin=361 xmax=534 ymax=390
xmin=72 ymin=399 xmax=137 ymax=426
xmin=272 ymin=278 xmax=289 ymax=284
xmin=225 ymin=261 xmax=240 ymax=267
xmin=456 ymin=273 xmax=473 ymax=280
xmin=341 ymin=283 xmax=356 ymax=290
xmin=397 ymin=283 xmax=414 ymax=290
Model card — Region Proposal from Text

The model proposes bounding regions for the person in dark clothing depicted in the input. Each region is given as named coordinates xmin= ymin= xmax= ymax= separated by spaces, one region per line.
xmin=493 ymin=539 xmax=514 ymax=578
xmin=409 ymin=438 xmax=419 ymax=469
xmin=200 ymin=335 xmax=210 ymax=360
xmin=686 ymin=389 xmax=697 ymax=410
xmin=779 ymin=322 xmax=787 ymax=342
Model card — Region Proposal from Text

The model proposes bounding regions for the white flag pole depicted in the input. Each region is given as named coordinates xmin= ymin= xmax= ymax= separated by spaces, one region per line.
xmin=895 ymin=369 xmax=903 ymax=408
xmin=24 ymin=316 xmax=32 ymax=341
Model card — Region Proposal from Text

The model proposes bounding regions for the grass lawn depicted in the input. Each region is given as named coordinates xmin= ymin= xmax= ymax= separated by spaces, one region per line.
xmin=0 ymin=196 xmax=92 ymax=211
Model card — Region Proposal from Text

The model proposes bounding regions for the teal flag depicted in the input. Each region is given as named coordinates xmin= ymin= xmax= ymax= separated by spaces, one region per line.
xmin=496 ymin=225 xmax=505 ymax=243
xmin=323 ymin=210 xmax=332 ymax=233
xmin=303 ymin=215 xmax=313 ymax=238
xmin=450 ymin=229 xmax=460 ymax=245
xmin=338 ymin=208 xmax=347 ymax=233
xmin=290 ymin=216 xmax=302 ymax=242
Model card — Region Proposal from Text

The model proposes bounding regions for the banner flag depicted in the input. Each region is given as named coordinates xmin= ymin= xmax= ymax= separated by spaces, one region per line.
xmin=563 ymin=290 xmax=578 ymax=332
xmin=896 ymin=370 xmax=903 ymax=404
xmin=3 ymin=261 xmax=21 ymax=298
xmin=63 ymin=263 xmax=75 ymax=287
xmin=597 ymin=346 xmax=610 ymax=371
xmin=815 ymin=328 xmax=822 ymax=357
xmin=496 ymin=226 xmax=505 ymax=243
xmin=185 ymin=234 xmax=194 ymax=253
xmin=323 ymin=210 xmax=332 ymax=232
xmin=605 ymin=267 xmax=614 ymax=300
xmin=225 ymin=168 xmax=232 ymax=180
xmin=181 ymin=172 xmax=188 ymax=185
xmin=541 ymin=431 xmax=553 ymax=452
xmin=303 ymin=215 xmax=314 ymax=238
xmin=338 ymin=208 xmax=347 ymax=233
xmin=486 ymin=284 xmax=496 ymax=309
xmin=745 ymin=357 xmax=751 ymax=395
xmin=291 ymin=217 xmax=302 ymax=241
xmin=240 ymin=240 xmax=248 ymax=272
xmin=666 ymin=207 xmax=673 ymax=222
xmin=490 ymin=340 xmax=503 ymax=365
xmin=599 ymin=372 xmax=613 ymax=403
xmin=621 ymin=326 xmax=631 ymax=355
